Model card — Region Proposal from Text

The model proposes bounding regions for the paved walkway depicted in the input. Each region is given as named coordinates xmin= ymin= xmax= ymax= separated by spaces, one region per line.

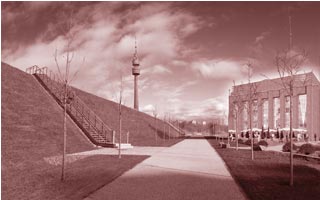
xmin=84 ymin=139 xmax=247 ymax=200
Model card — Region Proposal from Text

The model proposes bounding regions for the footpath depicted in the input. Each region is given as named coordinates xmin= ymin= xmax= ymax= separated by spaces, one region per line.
xmin=84 ymin=139 xmax=247 ymax=200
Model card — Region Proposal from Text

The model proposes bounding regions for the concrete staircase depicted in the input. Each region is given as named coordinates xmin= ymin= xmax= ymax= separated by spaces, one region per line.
xmin=26 ymin=65 xmax=117 ymax=148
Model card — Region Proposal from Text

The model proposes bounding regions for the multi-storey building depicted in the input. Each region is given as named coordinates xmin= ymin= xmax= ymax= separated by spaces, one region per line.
xmin=228 ymin=72 xmax=320 ymax=141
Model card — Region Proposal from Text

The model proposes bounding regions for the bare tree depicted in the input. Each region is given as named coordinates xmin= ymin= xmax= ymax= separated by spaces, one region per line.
xmin=241 ymin=63 xmax=260 ymax=160
xmin=54 ymin=12 xmax=85 ymax=181
xmin=275 ymin=48 xmax=308 ymax=186
xmin=118 ymin=73 xmax=125 ymax=159
xmin=230 ymin=82 xmax=245 ymax=150
xmin=153 ymin=106 xmax=158 ymax=144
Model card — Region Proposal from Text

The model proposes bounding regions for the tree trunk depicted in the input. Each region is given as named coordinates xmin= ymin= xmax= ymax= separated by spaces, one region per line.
xmin=118 ymin=105 xmax=122 ymax=159
xmin=236 ymin=112 xmax=239 ymax=150
xmin=250 ymin=102 xmax=254 ymax=160
xmin=155 ymin=117 xmax=157 ymax=144
xmin=61 ymin=83 xmax=67 ymax=181
xmin=290 ymin=89 xmax=294 ymax=186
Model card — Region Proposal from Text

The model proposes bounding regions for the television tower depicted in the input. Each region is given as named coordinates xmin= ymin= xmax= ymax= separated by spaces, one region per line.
xmin=132 ymin=37 xmax=140 ymax=110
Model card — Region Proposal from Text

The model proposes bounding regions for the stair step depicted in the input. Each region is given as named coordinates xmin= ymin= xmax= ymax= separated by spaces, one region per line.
xmin=114 ymin=143 xmax=133 ymax=149
xmin=33 ymin=72 xmax=114 ymax=147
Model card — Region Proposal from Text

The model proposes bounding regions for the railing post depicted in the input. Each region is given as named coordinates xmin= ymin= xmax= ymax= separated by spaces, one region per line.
xmin=105 ymin=130 xmax=107 ymax=143
xmin=101 ymin=123 xmax=103 ymax=134
xmin=127 ymin=131 xmax=129 ymax=144
xmin=81 ymin=105 xmax=84 ymax=123
xmin=82 ymin=104 xmax=84 ymax=116
xmin=112 ymin=130 xmax=115 ymax=144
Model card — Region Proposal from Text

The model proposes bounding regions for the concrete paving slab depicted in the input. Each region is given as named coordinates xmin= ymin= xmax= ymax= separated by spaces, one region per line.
xmin=84 ymin=139 xmax=247 ymax=200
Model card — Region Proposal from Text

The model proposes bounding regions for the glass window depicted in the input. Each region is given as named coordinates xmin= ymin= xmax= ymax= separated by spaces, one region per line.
xmin=285 ymin=96 xmax=290 ymax=128
xmin=298 ymin=94 xmax=307 ymax=128
xmin=262 ymin=99 xmax=268 ymax=129
xmin=243 ymin=101 xmax=248 ymax=130
xmin=274 ymin=97 xmax=280 ymax=128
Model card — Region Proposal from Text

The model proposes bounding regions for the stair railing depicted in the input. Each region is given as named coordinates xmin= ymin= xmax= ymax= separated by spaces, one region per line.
xmin=26 ymin=65 xmax=114 ymax=145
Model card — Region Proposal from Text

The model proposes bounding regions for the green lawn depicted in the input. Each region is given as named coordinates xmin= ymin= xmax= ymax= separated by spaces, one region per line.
xmin=2 ymin=155 xmax=148 ymax=200
xmin=207 ymin=139 xmax=320 ymax=200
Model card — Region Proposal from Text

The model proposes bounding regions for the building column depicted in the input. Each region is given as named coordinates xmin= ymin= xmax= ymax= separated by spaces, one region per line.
xmin=268 ymin=93 xmax=274 ymax=129
xmin=306 ymin=86 xmax=319 ymax=141
xmin=280 ymin=91 xmax=285 ymax=129
xmin=258 ymin=98 xmax=263 ymax=128
xmin=292 ymin=95 xmax=299 ymax=130
xmin=228 ymin=96 xmax=234 ymax=131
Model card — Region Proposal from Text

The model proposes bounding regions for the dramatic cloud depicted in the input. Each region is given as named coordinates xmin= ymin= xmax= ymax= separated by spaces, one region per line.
xmin=191 ymin=59 xmax=247 ymax=80
xmin=2 ymin=1 xmax=320 ymax=122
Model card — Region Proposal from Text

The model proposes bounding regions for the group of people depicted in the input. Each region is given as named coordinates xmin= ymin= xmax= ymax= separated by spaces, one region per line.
xmin=229 ymin=130 xmax=309 ymax=142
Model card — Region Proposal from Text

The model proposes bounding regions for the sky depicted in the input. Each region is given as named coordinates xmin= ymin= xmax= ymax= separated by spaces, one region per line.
xmin=2 ymin=1 xmax=320 ymax=122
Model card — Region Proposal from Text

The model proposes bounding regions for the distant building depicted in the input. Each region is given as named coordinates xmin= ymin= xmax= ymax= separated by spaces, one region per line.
xmin=228 ymin=72 xmax=320 ymax=141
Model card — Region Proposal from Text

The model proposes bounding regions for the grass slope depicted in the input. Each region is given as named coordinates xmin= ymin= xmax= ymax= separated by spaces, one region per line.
xmin=73 ymin=87 xmax=182 ymax=146
xmin=1 ymin=63 xmax=177 ymax=199
xmin=1 ymin=63 xmax=96 ymax=199
xmin=207 ymin=139 xmax=320 ymax=200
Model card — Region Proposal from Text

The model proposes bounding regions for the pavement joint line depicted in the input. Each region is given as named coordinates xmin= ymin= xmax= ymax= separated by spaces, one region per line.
xmin=142 ymin=164 xmax=233 ymax=179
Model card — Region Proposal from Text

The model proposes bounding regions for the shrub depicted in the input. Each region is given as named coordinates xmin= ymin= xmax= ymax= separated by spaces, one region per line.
xmin=253 ymin=144 xmax=262 ymax=151
xmin=257 ymin=140 xmax=268 ymax=147
xmin=282 ymin=142 xmax=298 ymax=152
xmin=237 ymin=138 xmax=244 ymax=144
xmin=244 ymin=139 xmax=252 ymax=146
xmin=298 ymin=143 xmax=315 ymax=155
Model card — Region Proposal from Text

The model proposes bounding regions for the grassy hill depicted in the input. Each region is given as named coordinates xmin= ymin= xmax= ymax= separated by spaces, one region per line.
xmin=1 ymin=62 xmax=182 ymax=199
xmin=72 ymin=84 xmax=181 ymax=147
xmin=1 ymin=62 xmax=97 ymax=199
xmin=1 ymin=62 xmax=94 ymax=162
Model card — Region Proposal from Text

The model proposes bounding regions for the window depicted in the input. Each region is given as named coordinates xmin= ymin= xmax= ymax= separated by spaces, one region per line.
xmin=274 ymin=97 xmax=280 ymax=128
xmin=285 ymin=96 xmax=290 ymax=128
xmin=243 ymin=101 xmax=248 ymax=130
xmin=298 ymin=94 xmax=307 ymax=128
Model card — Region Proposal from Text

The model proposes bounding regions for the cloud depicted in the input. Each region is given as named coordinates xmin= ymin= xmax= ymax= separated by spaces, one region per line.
xmin=141 ymin=104 xmax=155 ymax=113
xmin=158 ymin=95 xmax=229 ymax=121
xmin=255 ymin=31 xmax=270 ymax=44
xmin=142 ymin=65 xmax=172 ymax=75
xmin=2 ymin=2 xmax=203 ymax=107
xmin=191 ymin=59 xmax=247 ymax=80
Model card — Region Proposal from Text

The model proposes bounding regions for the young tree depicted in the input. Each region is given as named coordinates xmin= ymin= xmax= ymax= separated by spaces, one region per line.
xmin=230 ymin=82 xmax=245 ymax=150
xmin=54 ymin=12 xmax=84 ymax=181
xmin=275 ymin=48 xmax=308 ymax=186
xmin=153 ymin=106 xmax=158 ymax=144
xmin=244 ymin=63 xmax=259 ymax=160
xmin=118 ymin=73 xmax=124 ymax=158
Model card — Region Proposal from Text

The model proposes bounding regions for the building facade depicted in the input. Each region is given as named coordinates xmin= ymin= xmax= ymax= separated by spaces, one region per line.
xmin=228 ymin=72 xmax=320 ymax=141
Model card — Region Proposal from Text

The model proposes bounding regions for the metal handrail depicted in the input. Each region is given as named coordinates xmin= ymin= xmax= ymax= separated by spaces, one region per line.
xmin=26 ymin=65 xmax=114 ymax=144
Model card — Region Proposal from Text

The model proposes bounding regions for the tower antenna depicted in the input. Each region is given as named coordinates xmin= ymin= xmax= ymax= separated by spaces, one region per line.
xmin=134 ymin=35 xmax=138 ymax=56
xmin=288 ymin=7 xmax=293 ymax=50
